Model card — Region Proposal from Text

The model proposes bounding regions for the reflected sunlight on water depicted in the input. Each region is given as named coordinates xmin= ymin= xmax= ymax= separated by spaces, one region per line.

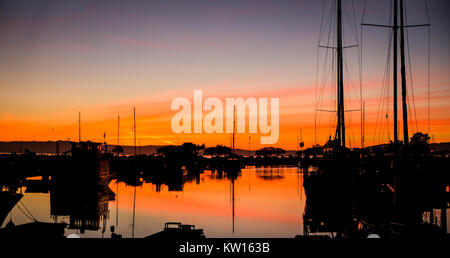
xmin=3 ymin=166 xmax=306 ymax=238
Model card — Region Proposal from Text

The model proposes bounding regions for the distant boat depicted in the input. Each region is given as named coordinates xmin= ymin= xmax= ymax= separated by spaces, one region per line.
xmin=145 ymin=222 xmax=205 ymax=240
xmin=0 ymin=221 xmax=67 ymax=239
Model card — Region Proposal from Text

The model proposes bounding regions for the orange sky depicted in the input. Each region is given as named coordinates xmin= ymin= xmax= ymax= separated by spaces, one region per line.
xmin=1 ymin=79 xmax=449 ymax=150
xmin=0 ymin=0 xmax=449 ymax=150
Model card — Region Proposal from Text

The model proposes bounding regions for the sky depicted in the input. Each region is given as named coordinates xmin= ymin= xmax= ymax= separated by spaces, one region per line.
xmin=0 ymin=0 xmax=448 ymax=150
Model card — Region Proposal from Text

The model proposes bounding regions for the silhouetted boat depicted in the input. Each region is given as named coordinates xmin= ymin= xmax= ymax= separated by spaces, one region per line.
xmin=0 ymin=221 xmax=66 ymax=239
xmin=145 ymin=222 xmax=205 ymax=240
xmin=0 ymin=190 xmax=66 ymax=238
xmin=0 ymin=191 xmax=22 ymax=226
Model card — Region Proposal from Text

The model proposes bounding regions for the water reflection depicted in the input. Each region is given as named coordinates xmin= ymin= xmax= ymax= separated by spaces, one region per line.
xmin=1 ymin=166 xmax=305 ymax=238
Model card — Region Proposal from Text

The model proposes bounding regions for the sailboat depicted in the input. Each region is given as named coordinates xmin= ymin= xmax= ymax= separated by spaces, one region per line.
xmin=302 ymin=0 xmax=359 ymax=238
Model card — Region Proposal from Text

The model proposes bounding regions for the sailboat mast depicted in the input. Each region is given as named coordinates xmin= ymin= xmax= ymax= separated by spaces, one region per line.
xmin=78 ymin=111 xmax=81 ymax=142
xmin=393 ymin=0 xmax=399 ymax=143
xmin=399 ymin=0 xmax=409 ymax=144
xmin=232 ymin=106 xmax=235 ymax=154
xmin=133 ymin=107 xmax=137 ymax=155
xmin=362 ymin=0 xmax=428 ymax=145
xmin=117 ymin=115 xmax=120 ymax=145
xmin=362 ymin=101 xmax=365 ymax=148
xmin=336 ymin=0 xmax=345 ymax=147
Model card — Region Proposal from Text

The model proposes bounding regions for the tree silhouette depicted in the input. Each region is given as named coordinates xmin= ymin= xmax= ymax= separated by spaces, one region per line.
xmin=112 ymin=145 xmax=124 ymax=156
xmin=255 ymin=147 xmax=286 ymax=157
xmin=204 ymin=145 xmax=232 ymax=157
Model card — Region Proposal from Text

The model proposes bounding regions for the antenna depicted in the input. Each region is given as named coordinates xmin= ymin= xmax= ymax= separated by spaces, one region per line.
xmin=78 ymin=111 xmax=81 ymax=142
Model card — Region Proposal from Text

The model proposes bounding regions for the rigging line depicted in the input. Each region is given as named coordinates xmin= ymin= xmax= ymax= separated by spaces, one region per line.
xmin=317 ymin=59 xmax=333 ymax=138
xmin=351 ymin=0 xmax=359 ymax=45
xmin=424 ymin=0 xmax=430 ymax=23
xmin=343 ymin=2 xmax=357 ymax=43
xmin=316 ymin=0 xmax=329 ymax=113
xmin=359 ymin=2 xmax=364 ymax=147
xmin=374 ymin=42 xmax=388 ymax=144
xmin=330 ymin=47 xmax=337 ymax=138
xmin=377 ymin=0 xmax=393 ymax=144
xmin=386 ymin=0 xmax=393 ymax=143
xmin=315 ymin=1 xmax=326 ymax=145
xmin=361 ymin=0 xmax=368 ymax=24
xmin=19 ymin=200 xmax=37 ymax=221
xmin=383 ymin=43 xmax=392 ymax=144
xmin=318 ymin=6 xmax=335 ymax=137
xmin=331 ymin=1 xmax=337 ymax=138
xmin=404 ymin=0 xmax=419 ymax=132
xmin=316 ymin=19 xmax=328 ymax=113
xmin=373 ymin=29 xmax=393 ymax=145
xmin=16 ymin=204 xmax=35 ymax=222
xmin=318 ymin=4 xmax=334 ymax=105
xmin=343 ymin=49 xmax=359 ymax=103
xmin=318 ymin=52 xmax=334 ymax=116
xmin=318 ymin=0 xmax=328 ymax=45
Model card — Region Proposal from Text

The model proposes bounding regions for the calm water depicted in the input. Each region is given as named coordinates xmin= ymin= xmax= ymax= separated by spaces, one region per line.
xmin=2 ymin=166 xmax=306 ymax=238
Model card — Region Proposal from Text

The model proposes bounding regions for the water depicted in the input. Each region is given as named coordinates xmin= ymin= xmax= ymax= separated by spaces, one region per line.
xmin=2 ymin=166 xmax=306 ymax=238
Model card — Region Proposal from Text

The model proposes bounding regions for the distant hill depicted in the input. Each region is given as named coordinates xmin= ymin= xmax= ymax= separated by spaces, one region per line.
xmin=1 ymin=141 xmax=448 ymax=156
xmin=0 ymin=141 xmax=299 ymax=156
xmin=366 ymin=142 xmax=450 ymax=152
xmin=0 ymin=141 xmax=161 ymax=156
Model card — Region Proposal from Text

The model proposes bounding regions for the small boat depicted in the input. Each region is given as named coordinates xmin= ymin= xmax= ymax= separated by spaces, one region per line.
xmin=0 ymin=221 xmax=67 ymax=239
xmin=145 ymin=222 xmax=205 ymax=240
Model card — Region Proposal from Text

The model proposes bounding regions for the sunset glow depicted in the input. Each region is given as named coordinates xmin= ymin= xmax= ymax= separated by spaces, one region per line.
xmin=0 ymin=0 xmax=448 ymax=149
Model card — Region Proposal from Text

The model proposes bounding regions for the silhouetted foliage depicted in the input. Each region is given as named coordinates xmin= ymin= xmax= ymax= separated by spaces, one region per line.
xmin=410 ymin=132 xmax=430 ymax=154
xmin=204 ymin=145 xmax=232 ymax=157
xmin=112 ymin=146 xmax=124 ymax=155
xmin=255 ymin=147 xmax=286 ymax=157
xmin=157 ymin=143 xmax=204 ymax=156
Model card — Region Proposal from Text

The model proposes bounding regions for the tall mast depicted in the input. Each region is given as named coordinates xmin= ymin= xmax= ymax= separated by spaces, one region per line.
xmin=335 ymin=0 xmax=345 ymax=147
xmin=362 ymin=0 xmax=429 ymax=145
xmin=399 ymin=0 xmax=409 ymax=144
xmin=362 ymin=101 xmax=365 ymax=148
xmin=133 ymin=107 xmax=137 ymax=155
xmin=78 ymin=111 xmax=81 ymax=142
xmin=248 ymin=135 xmax=251 ymax=157
xmin=117 ymin=115 xmax=120 ymax=145
xmin=393 ymin=0 xmax=399 ymax=143
xmin=232 ymin=106 xmax=236 ymax=154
